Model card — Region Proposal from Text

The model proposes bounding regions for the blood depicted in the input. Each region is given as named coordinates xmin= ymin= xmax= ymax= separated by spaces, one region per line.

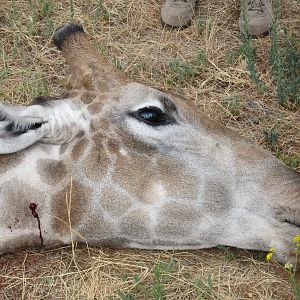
xmin=29 ymin=203 xmax=44 ymax=247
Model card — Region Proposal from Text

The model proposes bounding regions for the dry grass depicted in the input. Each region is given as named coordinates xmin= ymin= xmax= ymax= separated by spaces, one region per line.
xmin=0 ymin=246 xmax=296 ymax=299
xmin=0 ymin=0 xmax=299 ymax=299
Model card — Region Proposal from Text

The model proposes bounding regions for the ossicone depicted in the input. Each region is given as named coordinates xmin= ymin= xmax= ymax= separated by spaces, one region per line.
xmin=53 ymin=23 xmax=84 ymax=51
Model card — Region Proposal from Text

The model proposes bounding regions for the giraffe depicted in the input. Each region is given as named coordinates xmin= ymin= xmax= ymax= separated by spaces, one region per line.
xmin=0 ymin=24 xmax=299 ymax=264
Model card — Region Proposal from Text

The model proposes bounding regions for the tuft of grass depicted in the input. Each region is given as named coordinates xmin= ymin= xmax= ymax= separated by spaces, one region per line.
xmin=263 ymin=127 xmax=279 ymax=148
xmin=167 ymin=49 xmax=206 ymax=87
xmin=94 ymin=0 xmax=110 ymax=23
xmin=116 ymin=289 xmax=136 ymax=300
xmin=153 ymin=262 xmax=166 ymax=300
xmin=168 ymin=59 xmax=197 ymax=86
xmin=69 ymin=0 xmax=74 ymax=21
xmin=275 ymin=149 xmax=300 ymax=170
xmin=291 ymin=277 xmax=300 ymax=300
xmin=223 ymin=94 xmax=241 ymax=117
xmin=195 ymin=17 xmax=206 ymax=35
xmin=0 ymin=48 xmax=9 ymax=80
xmin=195 ymin=274 xmax=213 ymax=300
xmin=217 ymin=245 xmax=237 ymax=261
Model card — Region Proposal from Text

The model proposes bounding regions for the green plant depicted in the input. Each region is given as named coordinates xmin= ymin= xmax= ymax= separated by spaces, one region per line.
xmin=0 ymin=48 xmax=9 ymax=80
xmin=223 ymin=94 xmax=241 ymax=117
xmin=12 ymin=34 xmax=19 ymax=59
xmin=69 ymin=0 xmax=74 ymax=20
xmin=194 ymin=49 xmax=206 ymax=67
xmin=226 ymin=49 xmax=240 ymax=65
xmin=275 ymin=149 xmax=300 ymax=170
xmin=39 ymin=0 xmax=54 ymax=17
xmin=217 ymin=245 xmax=236 ymax=261
xmin=116 ymin=289 xmax=136 ymax=300
xmin=94 ymin=0 xmax=110 ymax=23
xmin=263 ymin=127 xmax=279 ymax=147
xmin=153 ymin=263 xmax=166 ymax=300
xmin=195 ymin=274 xmax=213 ymax=299
xmin=40 ymin=0 xmax=55 ymax=36
xmin=167 ymin=49 xmax=206 ymax=87
xmin=286 ymin=236 xmax=300 ymax=299
xmin=113 ymin=57 xmax=123 ymax=70
xmin=195 ymin=17 xmax=205 ymax=35
xmin=269 ymin=0 xmax=300 ymax=104
xmin=265 ymin=236 xmax=300 ymax=300
xmin=239 ymin=1 xmax=266 ymax=91
xmin=168 ymin=59 xmax=197 ymax=86
xmin=291 ymin=277 xmax=300 ymax=300
xmin=9 ymin=0 xmax=17 ymax=22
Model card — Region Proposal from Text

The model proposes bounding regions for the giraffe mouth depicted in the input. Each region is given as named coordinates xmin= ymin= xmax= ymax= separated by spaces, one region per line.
xmin=283 ymin=219 xmax=300 ymax=228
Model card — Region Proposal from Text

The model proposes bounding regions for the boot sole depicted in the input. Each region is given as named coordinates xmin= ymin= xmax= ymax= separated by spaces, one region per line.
xmin=241 ymin=29 xmax=270 ymax=39
xmin=160 ymin=17 xmax=192 ymax=30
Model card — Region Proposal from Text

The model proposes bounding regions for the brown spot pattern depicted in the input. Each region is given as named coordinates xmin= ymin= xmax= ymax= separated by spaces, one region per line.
xmin=156 ymin=202 xmax=201 ymax=239
xmin=88 ymin=102 xmax=103 ymax=114
xmin=79 ymin=212 xmax=115 ymax=242
xmin=81 ymin=92 xmax=96 ymax=104
xmin=72 ymin=138 xmax=88 ymax=160
xmin=113 ymin=153 xmax=156 ymax=203
xmin=90 ymin=118 xmax=110 ymax=132
xmin=99 ymin=187 xmax=133 ymax=216
xmin=0 ymin=153 xmax=24 ymax=174
xmin=120 ymin=209 xmax=151 ymax=240
xmin=202 ymin=180 xmax=232 ymax=213
xmin=157 ymin=156 xmax=199 ymax=201
xmin=37 ymin=159 xmax=67 ymax=185
xmin=82 ymin=146 xmax=109 ymax=181
xmin=92 ymin=132 xmax=106 ymax=145
xmin=52 ymin=181 xmax=91 ymax=234
xmin=107 ymin=138 xmax=120 ymax=154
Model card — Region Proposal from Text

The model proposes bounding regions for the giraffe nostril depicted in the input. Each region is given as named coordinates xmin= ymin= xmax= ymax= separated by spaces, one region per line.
xmin=6 ymin=121 xmax=45 ymax=133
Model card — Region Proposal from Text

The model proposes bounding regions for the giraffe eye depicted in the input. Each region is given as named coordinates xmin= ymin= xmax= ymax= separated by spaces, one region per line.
xmin=132 ymin=106 xmax=171 ymax=126
xmin=139 ymin=107 xmax=164 ymax=122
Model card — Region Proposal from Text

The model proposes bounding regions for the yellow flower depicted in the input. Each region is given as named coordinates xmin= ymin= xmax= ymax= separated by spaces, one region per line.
xmin=293 ymin=235 xmax=300 ymax=243
xmin=284 ymin=262 xmax=294 ymax=271
xmin=269 ymin=248 xmax=276 ymax=253
xmin=266 ymin=252 xmax=273 ymax=261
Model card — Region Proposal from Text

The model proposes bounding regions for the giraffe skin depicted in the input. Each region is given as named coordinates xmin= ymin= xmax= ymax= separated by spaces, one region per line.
xmin=0 ymin=24 xmax=299 ymax=264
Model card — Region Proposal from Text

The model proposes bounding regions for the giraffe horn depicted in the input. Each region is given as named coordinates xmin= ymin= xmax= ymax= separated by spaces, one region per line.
xmin=52 ymin=24 xmax=128 ymax=93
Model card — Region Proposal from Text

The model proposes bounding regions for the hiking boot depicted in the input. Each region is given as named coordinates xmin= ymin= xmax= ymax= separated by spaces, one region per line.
xmin=239 ymin=0 xmax=273 ymax=36
xmin=161 ymin=0 xmax=197 ymax=28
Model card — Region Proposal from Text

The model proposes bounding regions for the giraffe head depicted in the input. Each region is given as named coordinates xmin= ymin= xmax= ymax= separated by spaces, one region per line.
xmin=0 ymin=24 xmax=299 ymax=263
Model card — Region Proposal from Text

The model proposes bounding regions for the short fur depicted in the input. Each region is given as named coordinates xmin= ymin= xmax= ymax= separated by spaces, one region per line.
xmin=0 ymin=24 xmax=299 ymax=265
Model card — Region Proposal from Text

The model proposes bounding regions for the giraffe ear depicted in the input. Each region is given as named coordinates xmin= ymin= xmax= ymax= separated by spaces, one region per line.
xmin=0 ymin=103 xmax=49 ymax=154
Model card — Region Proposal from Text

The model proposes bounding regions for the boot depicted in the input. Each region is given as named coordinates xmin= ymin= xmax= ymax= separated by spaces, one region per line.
xmin=161 ymin=0 xmax=197 ymax=28
xmin=239 ymin=0 xmax=273 ymax=36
